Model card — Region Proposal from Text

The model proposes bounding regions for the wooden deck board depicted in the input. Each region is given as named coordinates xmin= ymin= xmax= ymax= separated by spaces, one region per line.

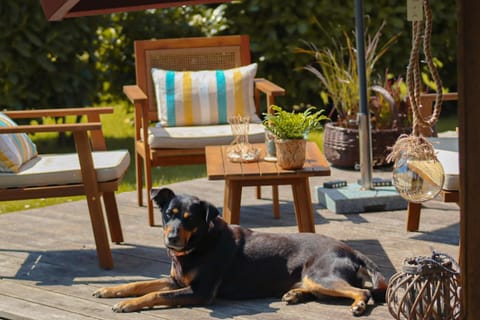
xmin=0 ymin=167 xmax=459 ymax=319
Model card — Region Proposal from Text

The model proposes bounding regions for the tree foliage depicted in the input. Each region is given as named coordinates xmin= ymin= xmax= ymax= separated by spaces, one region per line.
xmin=0 ymin=0 xmax=456 ymax=112
xmin=223 ymin=0 xmax=457 ymax=108
xmin=0 ymin=0 xmax=102 ymax=109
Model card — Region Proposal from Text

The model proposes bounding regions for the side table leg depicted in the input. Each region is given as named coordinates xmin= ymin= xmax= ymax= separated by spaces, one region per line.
xmin=272 ymin=185 xmax=280 ymax=219
xmin=223 ymin=180 xmax=232 ymax=223
xmin=223 ymin=179 xmax=242 ymax=225
xmin=291 ymin=178 xmax=315 ymax=233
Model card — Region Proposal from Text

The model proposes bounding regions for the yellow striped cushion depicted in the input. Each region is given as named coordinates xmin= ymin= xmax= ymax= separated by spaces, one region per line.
xmin=151 ymin=63 xmax=258 ymax=127
xmin=0 ymin=112 xmax=38 ymax=173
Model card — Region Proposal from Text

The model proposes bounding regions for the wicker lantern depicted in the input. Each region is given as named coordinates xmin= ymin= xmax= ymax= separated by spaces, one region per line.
xmin=386 ymin=252 xmax=463 ymax=320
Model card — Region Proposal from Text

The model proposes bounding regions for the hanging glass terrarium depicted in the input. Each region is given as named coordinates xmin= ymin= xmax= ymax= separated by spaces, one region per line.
xmin=388 ymin=135 xmax=444 ymax=202
xmin=386 ymin=0 xmax=447 ymax=203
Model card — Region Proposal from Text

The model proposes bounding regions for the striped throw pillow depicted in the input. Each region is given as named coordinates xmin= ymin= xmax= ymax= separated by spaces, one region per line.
xmin=0 ymin=112 xmax=38 ymax=173
xmin=152 ymin=63 xmax=259 ymax=127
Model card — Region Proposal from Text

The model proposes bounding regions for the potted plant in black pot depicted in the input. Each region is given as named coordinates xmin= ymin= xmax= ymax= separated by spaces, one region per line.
xmin=263 ymin=105 xmax=328 ymax=170
xmin=297 ymin=22 xmax=411 ymax=168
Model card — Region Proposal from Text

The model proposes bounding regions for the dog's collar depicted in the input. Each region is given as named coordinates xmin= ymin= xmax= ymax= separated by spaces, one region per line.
xmin=168 ymin=247 xmax=195 ymax=257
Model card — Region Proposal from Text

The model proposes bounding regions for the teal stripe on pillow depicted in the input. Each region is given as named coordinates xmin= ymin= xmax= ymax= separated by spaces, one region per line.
xmin=216 ymin=70 xmax=227 ymax=123
xmin=166 ymin=71 xmax=176 ymax=126
xmin=151 ymin=63 xmax=258 ymax=127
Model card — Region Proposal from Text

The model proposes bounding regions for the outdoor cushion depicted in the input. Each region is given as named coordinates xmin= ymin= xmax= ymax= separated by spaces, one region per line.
xmin=430 ymin=137 xmax=459 ymax=191
xmin=0 ymin=150 xmax=130 ymax=188
xmin=148 ymin=122 xmax=265 ymax=149
xmin=151 ymin=63 xmax=259 ymax=127
xmin=0 ymin=112 xmax=38 ymax=173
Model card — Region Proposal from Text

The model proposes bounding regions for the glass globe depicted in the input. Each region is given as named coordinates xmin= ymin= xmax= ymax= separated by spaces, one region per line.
xmin=392 ymin=155 xmax=445 ymax=203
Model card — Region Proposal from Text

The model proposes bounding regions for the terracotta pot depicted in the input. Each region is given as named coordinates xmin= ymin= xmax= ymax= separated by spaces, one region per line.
xmin=323 ymin=122 xmax=411 ymax=168
xmin=275 ymin=139 xmax=306 ymax=170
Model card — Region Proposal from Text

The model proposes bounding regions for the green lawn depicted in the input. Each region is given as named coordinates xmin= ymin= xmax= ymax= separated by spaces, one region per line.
xmin=0 ymin=102 xmax=206 ymax=214
xmin=0 ymin=105 xmax=457 ymax=214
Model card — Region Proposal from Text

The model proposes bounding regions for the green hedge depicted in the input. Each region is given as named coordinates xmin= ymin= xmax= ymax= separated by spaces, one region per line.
xmin=0 ymin=1 xmax=456 ymax=112
xmin=0 ymin=0 xmax=100 ymax=109
xmin=223 ymin=0 xmax=457 ymax=109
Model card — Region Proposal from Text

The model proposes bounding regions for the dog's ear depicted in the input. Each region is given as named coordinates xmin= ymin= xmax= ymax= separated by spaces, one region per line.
xmin=150 ymin=188 xmax=176 ymax=209
xmin=201 ymin=201 xmax=220 ymax=223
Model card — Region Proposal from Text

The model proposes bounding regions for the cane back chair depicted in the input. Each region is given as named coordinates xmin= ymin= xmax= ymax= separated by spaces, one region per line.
xmin=124 ymin=35 xmax=285 ymax=225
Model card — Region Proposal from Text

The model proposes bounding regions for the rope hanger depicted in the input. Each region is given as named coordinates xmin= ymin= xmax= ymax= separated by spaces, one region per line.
xmin=387 ymin=0 xmax=446 ymax=203
xmin=388 ymin=0 xmax=443 ymax=163
xmin=407 ymin=0 xmax=443 ymax=136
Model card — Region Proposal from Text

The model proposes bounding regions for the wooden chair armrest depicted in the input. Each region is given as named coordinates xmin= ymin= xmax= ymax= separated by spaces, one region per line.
xmin=123 ymin=85 xmax=147 ymax=103
xmin=3 ymin=108 xmax=110 ymax=151
xmin=254 ymin=78 xmax=286 ymax=97
xmin=0 ymin=122 xmax=102 ymax=134
xmin=254 ymin=78 xmax=285 ymax=115
xmin=3 ymin=107 xmax=113 ymax=119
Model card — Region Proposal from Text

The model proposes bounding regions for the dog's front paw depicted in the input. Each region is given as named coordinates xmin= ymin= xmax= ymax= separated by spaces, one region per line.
xmin=93 ymin=287 xmax=120 ymax=298
xmin=351 ymin=300 xmax=367 ymax=316
xmin=112 ymin=300 xmax=142 ymax=313
xmin=282 ymin=290 xmax=303 ymax=305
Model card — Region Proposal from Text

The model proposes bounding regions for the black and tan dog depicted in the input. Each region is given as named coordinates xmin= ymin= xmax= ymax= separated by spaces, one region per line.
xmin=93 ymin=188 xmax=388 ymax=316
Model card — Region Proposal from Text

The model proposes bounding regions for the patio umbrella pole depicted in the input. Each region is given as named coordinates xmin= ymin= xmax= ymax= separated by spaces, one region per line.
xmin=355 ymin=0 xmax=373 ymax=190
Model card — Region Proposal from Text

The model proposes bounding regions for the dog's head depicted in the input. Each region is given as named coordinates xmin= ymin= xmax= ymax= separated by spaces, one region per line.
xmin=150 ymin=188 xmax=220 ymax=254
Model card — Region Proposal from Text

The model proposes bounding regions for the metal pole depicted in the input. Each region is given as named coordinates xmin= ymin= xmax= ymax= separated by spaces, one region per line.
xmin=355 ymin=0 xmax=373 ymax=190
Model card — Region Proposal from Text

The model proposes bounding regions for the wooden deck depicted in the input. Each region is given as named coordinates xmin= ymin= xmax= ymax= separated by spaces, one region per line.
xmin=0 ymin=167 xmax=460 ymax=320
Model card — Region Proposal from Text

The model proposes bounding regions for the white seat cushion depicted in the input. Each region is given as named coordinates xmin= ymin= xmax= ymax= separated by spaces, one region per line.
xmin=148 ymin=122 xmax=265 ymax=149
xmin=0 ymin=150 xmax=130 ymax=188
xmin=430 ymin=137 xmax=459 ymax=191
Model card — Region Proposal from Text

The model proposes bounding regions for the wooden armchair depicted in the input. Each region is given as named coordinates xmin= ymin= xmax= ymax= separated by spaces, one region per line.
xmin=406 ymin=93 xmax=459 ymax=231
xmin=124 ymin=35 xmax=285 ymax=225
xmin=0 ymin=107 xmax=130 ymax=269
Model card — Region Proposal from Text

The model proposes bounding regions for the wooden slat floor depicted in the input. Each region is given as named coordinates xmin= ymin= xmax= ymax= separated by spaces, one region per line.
xmin=0 ymin=167 xmax=460 ymax=320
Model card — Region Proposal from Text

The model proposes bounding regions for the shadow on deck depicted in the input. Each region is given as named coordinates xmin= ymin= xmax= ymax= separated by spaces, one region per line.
xmin=0 ymin=167 xmax=460 ymax=320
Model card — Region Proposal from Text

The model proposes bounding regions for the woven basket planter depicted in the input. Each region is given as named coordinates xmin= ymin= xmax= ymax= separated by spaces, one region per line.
xmin=323 ymin=122 xmax=411 ymax=168
xmin=275 ymin=139 xmax=306 ymax=170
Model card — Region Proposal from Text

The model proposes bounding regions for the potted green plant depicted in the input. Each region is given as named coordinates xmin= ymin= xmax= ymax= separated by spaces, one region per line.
xmin=297 ymin=22 xmax=411 ymax=168
xmin=263 ymin=105 xmax=328 ymax=169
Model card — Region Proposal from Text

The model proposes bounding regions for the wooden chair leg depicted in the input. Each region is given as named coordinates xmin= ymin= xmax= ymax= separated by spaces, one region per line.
xmin=406 ymin=202 xmax=422 ymax=232
xmin=136 ymin=152 xmax=143 ymax=207
xmin=256 ymin=186 xmax=261 ymax=199
xmin=74 ymin=131 xmax=113 ymax=269
xmin=86 ymin=194 xmax=114 ymax=269
xmin=102 ymin=191 xmax=124 ymax=244
xmin=144 ymin=158 xmax=155 ymax=226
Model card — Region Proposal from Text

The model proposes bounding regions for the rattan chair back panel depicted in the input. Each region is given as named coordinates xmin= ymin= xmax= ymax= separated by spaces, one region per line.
xmin=126 ymin=35 xmax=285 ymax=226
xmin=134 ymin=36 xmax=251 ymax=121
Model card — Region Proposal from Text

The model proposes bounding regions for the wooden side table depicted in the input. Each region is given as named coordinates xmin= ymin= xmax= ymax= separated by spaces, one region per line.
xmin=205 ymin=142 xmax=330 ymax=232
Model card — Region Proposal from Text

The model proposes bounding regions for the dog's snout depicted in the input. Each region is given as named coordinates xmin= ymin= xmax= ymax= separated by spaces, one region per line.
xmin=167 ymin=228 xmax=180 ymax=244
xmin=164 ymin=223 xmax=185 ymax=250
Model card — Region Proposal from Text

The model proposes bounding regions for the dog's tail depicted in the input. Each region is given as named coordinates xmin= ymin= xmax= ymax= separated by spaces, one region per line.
xmin=357 ymin=252 xmax=388 ymax=303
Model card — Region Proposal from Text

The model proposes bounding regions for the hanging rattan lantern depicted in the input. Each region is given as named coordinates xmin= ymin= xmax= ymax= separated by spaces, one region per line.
xmin=386 ymin=252 xmax=463 ymax=320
